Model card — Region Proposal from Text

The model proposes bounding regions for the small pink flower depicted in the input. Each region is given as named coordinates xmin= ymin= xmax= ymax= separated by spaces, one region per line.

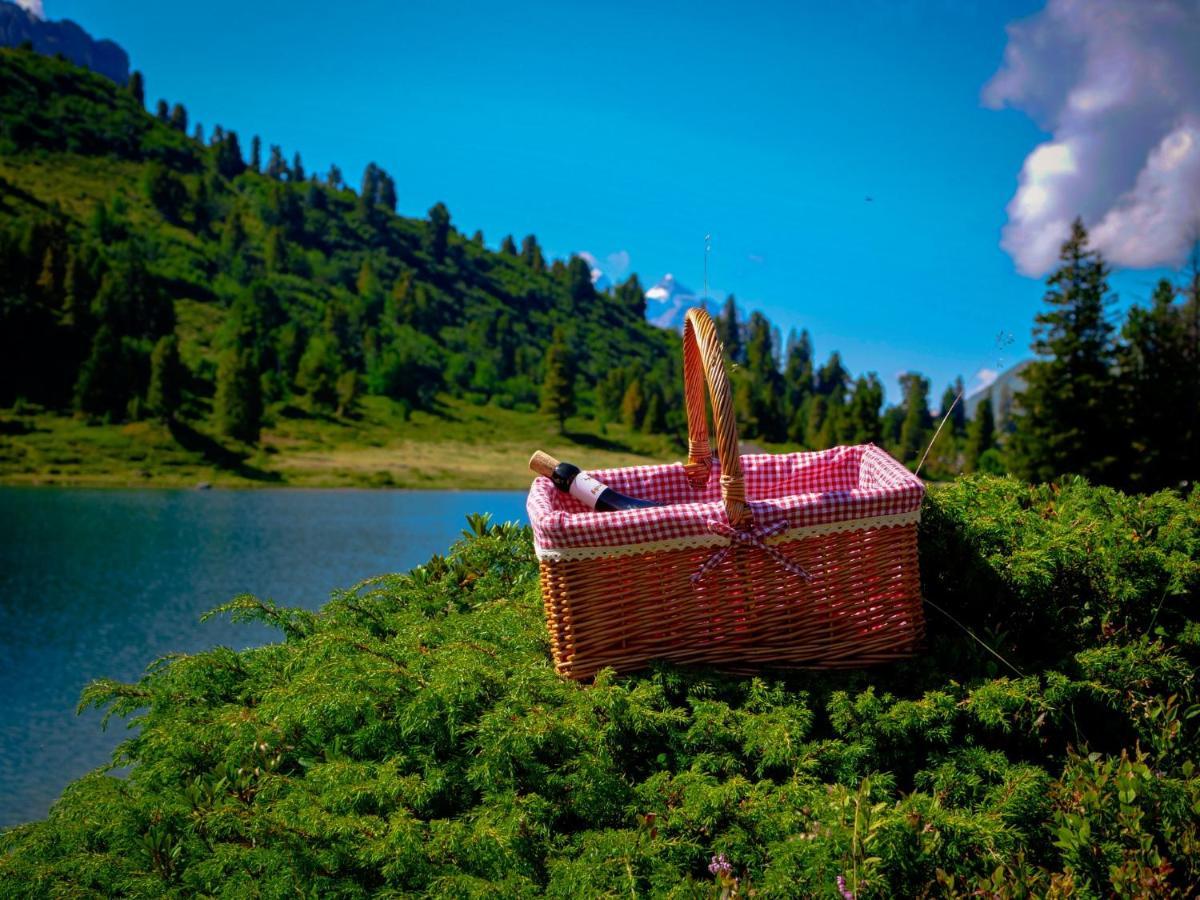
xmin=708 ymin=854 xmax=733 ymax=877
xmin=837 ymin=874 xmax=855 ymax=900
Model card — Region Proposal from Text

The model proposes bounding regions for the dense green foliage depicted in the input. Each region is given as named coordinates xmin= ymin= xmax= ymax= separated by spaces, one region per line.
xmin=2 ymin=478 xmax=1197 ymax=896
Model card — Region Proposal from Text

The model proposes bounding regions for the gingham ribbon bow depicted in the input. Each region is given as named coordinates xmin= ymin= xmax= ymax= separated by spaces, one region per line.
xmin=690 ymin=519 xmax=812 ymax=585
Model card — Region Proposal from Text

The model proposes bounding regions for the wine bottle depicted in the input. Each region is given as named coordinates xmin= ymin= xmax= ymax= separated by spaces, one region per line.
xmin=529 ymin=451 xmax=660 ymax=512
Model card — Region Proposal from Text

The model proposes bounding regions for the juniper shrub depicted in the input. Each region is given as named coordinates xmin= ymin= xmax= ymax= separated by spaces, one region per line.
xmin=1 ymin=477 xmax=1197 ymax=897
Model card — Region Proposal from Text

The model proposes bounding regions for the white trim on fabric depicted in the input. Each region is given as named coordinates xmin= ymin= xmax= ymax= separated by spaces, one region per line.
xmin=533 ymin=510 xmax=921 ymax=563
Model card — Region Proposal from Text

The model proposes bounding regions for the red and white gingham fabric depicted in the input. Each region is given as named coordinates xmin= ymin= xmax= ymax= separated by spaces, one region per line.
xmin=528 ymin=443 xmax=924 ymax=551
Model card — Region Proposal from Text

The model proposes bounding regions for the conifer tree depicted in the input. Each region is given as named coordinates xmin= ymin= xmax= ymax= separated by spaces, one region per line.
xmin=147 ymin=335 xmax=183 ymax=422
xmin=425 ymin=203 xmax=450 ymax=263
xmin=963 ymin=396 xmax=995 ymax=473
xmin=377 ymin=172 xmax=397 ymax=212
xmin=154 ymin=98 xmax=169 ymax=121
xmin=521 ymin=235 xmax=545 ymax=272
xmin=291 ymin=152 xmax=305 ymax=182
xmin=326 ymin=164 xmax=343 ymax=189
xmin=266 ymin=145 xmax=288 ymax=180
xmin=1007 ymin=218 xmax=1117 ymax=484
xmin=939 ymin=377 xmax=965 ymax=435
xmin=192 ymin=122 xmax=204 ymax=143
xmin=500 ymin=235 xmax=517 ymax=256
xmin=643 ymin=390 xmax=666 ymax=433
xmin=74 ymin=325 xmax=129 ymax=418
xmin=616 ymin=274 xmax=645 ymax=318
xmin=215 ymin=131 xmax=245 ymax=179
xmin=127 ymin=71 xmax=145 ymax=107
xmin=896 ymin=372 xmax=932 ymax=465
xmin=621 ymin=377 xmax=646 ymax=429
xmin=296 ymin=335 xmax=341 ymax=412
xmin=783 ymin=329 xmax=814 ymax=411
xmin=539 ymin=328 xmax=575 ymax=433
xmin=264 ymin=227 xmax=288 ymax=274
xmin=169 ymin=103 xmax=187 ymax=133
xmin=250 ymin=136 xmax=262 ymax=172
xmin=566 ymin=256 xmax=594 ymax=304
xmin=847 ymin=374 xmax=883 ymax=444
xmin=471 ymin=230 xmax=484 ymax=247
xmin=1117 ymin=279 xmax=1188 ymax=491
xmin=335 ymin=370 xmax=360 ymax=418
xmin=718 ymin=295 xmax=742 ymax=363
xmin=214 ymin=347 xmax=261 ymax=443
xmin=359 ymin=163 xmax=379 ymax=213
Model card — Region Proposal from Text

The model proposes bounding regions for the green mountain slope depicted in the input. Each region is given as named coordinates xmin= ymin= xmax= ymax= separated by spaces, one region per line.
xmin=0 ymin=47 xmax=692 ymax=483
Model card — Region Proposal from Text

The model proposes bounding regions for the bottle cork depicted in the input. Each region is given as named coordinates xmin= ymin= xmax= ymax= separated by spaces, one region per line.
xmin=529 ymin=450 xmax=560 ymax=478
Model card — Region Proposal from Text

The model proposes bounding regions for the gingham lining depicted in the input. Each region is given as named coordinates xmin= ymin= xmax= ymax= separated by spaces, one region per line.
xmin=527 ymin=443 xmax=925 ymax=552
xmin=533 ymin=510 xmax=922 ymax=561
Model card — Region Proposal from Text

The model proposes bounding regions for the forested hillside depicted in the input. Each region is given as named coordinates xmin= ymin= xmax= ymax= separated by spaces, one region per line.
xmin=0 ymin=47 xmax=682 ymax=444
xmin=1 ymin=45 xmax=1197 ymax=491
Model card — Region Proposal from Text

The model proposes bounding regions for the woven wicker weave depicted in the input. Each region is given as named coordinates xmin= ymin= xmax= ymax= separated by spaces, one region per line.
xmin=529 ymin=307 xmax=925 ymax=679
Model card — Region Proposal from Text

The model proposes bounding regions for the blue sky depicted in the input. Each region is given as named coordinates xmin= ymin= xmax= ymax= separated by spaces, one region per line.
xmin=39 ymin=0 xmax=1191 ymax=403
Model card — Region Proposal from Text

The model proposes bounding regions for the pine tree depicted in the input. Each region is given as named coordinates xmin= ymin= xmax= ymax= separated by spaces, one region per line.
xmin=500 ymin=235 xmax=517 ymax=256
xmin=359 ymin=163 xmax=380 ymax=213
xmin=566 ymin=257 xmax=594 ymax=304
xmin=471 ymin=230 xmax=484 ymax=247
xmin=291 ymin=152 xmax=305 ymax=182
xmin=377 ymin=173 xmax=397 ymax=212
xmin=192 ymin=123 xmax=204 ymax=143
xmin=264 ymin=227 xmax=288 ymax=273
xmin=621 ymin=378 xmax=645 ymax=429
xmin=1117 ymin=279 xmax=1187 ymax=491
xmin=169 ymin=103 xmax=187 ymax=133
xmin=127 ymin=71 xmax=145 ymax=107
xmin=616 ymin=274 xmax=645 ymax=318
xmin=783 ymin=329 xmax=814 ymax=411
xmin=521 ymin=235 xmax=545 ymax=272
xmin=147 ymin=335 xmax=183 ymax=422
xmin=266 ymin=145 xmax=288 ymax=180
xmin=539 ymin=328 xmax=575 ymax=433
xmin=963 ymin=396 xmax=995 ymax=473
xmin=896 ymin=372 xmax=932 ymax=466
xmin=296 ymin=335 xmax=341 ymax=413
xmin=215 ymin=131 xmax=245 ymax=179
xmin=250 ymin=136 xmax=262 ymax=172
xmin=74 ymin=325 xmax=129 ymax=418
xmin=1007 ymin=218 xmax=1117 ymax=484
xmin=335 ymin=370 xmax=361 ymax=418
xmin=326 ymin=164 xmax=343 ymax=189
xmin=939 ymin=377 xmax=966 ymax=435
xmin=718 ymin=295 xmax=742 ymax=363
xmin=425 ymin=203 xmax=450 ymax=263
xmin=214 ymin=347 xmax=261 ymax=443
xmin=847 ymin=374 xmax=883 ymax=444
xmin=154 ymin=98 xmax=169 ymax=121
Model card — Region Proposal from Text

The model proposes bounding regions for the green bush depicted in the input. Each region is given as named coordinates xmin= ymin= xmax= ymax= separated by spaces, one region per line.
xmin=1 ymin=477 xmax=1197 ymax=897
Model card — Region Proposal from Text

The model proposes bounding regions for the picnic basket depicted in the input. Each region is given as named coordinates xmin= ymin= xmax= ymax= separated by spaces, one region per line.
xmin=527 ymin=307 xmax=925 ymax=679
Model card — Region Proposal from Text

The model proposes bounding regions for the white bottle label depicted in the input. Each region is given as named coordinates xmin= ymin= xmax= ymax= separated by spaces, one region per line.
xmin=569 ymin=471 xmax=608 ymax=509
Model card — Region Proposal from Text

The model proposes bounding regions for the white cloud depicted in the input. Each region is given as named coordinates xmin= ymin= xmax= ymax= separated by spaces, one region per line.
xmin=578 ymin=249 xmax=632 ymax=284
xmin=985 ymin=0 xmax=1200 ymax=276
xmin=972 ymin=368 xmax=1000 ymax=393
xmin=16 ymin=0 xmax=45 ymax=18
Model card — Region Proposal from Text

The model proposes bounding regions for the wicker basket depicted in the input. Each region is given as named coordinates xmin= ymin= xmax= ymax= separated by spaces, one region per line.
xmin=527 ymin=307 xmax=925 ymax=679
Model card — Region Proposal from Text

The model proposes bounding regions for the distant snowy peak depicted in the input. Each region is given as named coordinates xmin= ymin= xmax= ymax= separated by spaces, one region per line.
xmin=644 ymin=273 xmax=715 ymax=331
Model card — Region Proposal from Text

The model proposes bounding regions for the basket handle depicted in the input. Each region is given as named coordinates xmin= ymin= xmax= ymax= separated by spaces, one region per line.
xmin=682 ymin=306 xmax=751 ymax=528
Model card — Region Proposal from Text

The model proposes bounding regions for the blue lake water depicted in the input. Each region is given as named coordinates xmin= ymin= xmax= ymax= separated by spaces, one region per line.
xmin=0 ymin=487 xmax=528 ymax=829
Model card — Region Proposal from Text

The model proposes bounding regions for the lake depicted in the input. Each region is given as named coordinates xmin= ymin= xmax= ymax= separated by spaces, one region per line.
xmin=0 ymin=487 xmax=529 ymax=829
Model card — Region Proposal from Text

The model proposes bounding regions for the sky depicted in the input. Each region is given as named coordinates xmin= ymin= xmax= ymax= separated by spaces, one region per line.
xmin=21 ymin=0 xmax=1199 ymax=404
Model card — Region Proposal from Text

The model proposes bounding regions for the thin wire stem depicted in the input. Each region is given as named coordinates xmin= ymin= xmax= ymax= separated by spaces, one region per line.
xmin=915 ymin=391 xmax=961 ymax=477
